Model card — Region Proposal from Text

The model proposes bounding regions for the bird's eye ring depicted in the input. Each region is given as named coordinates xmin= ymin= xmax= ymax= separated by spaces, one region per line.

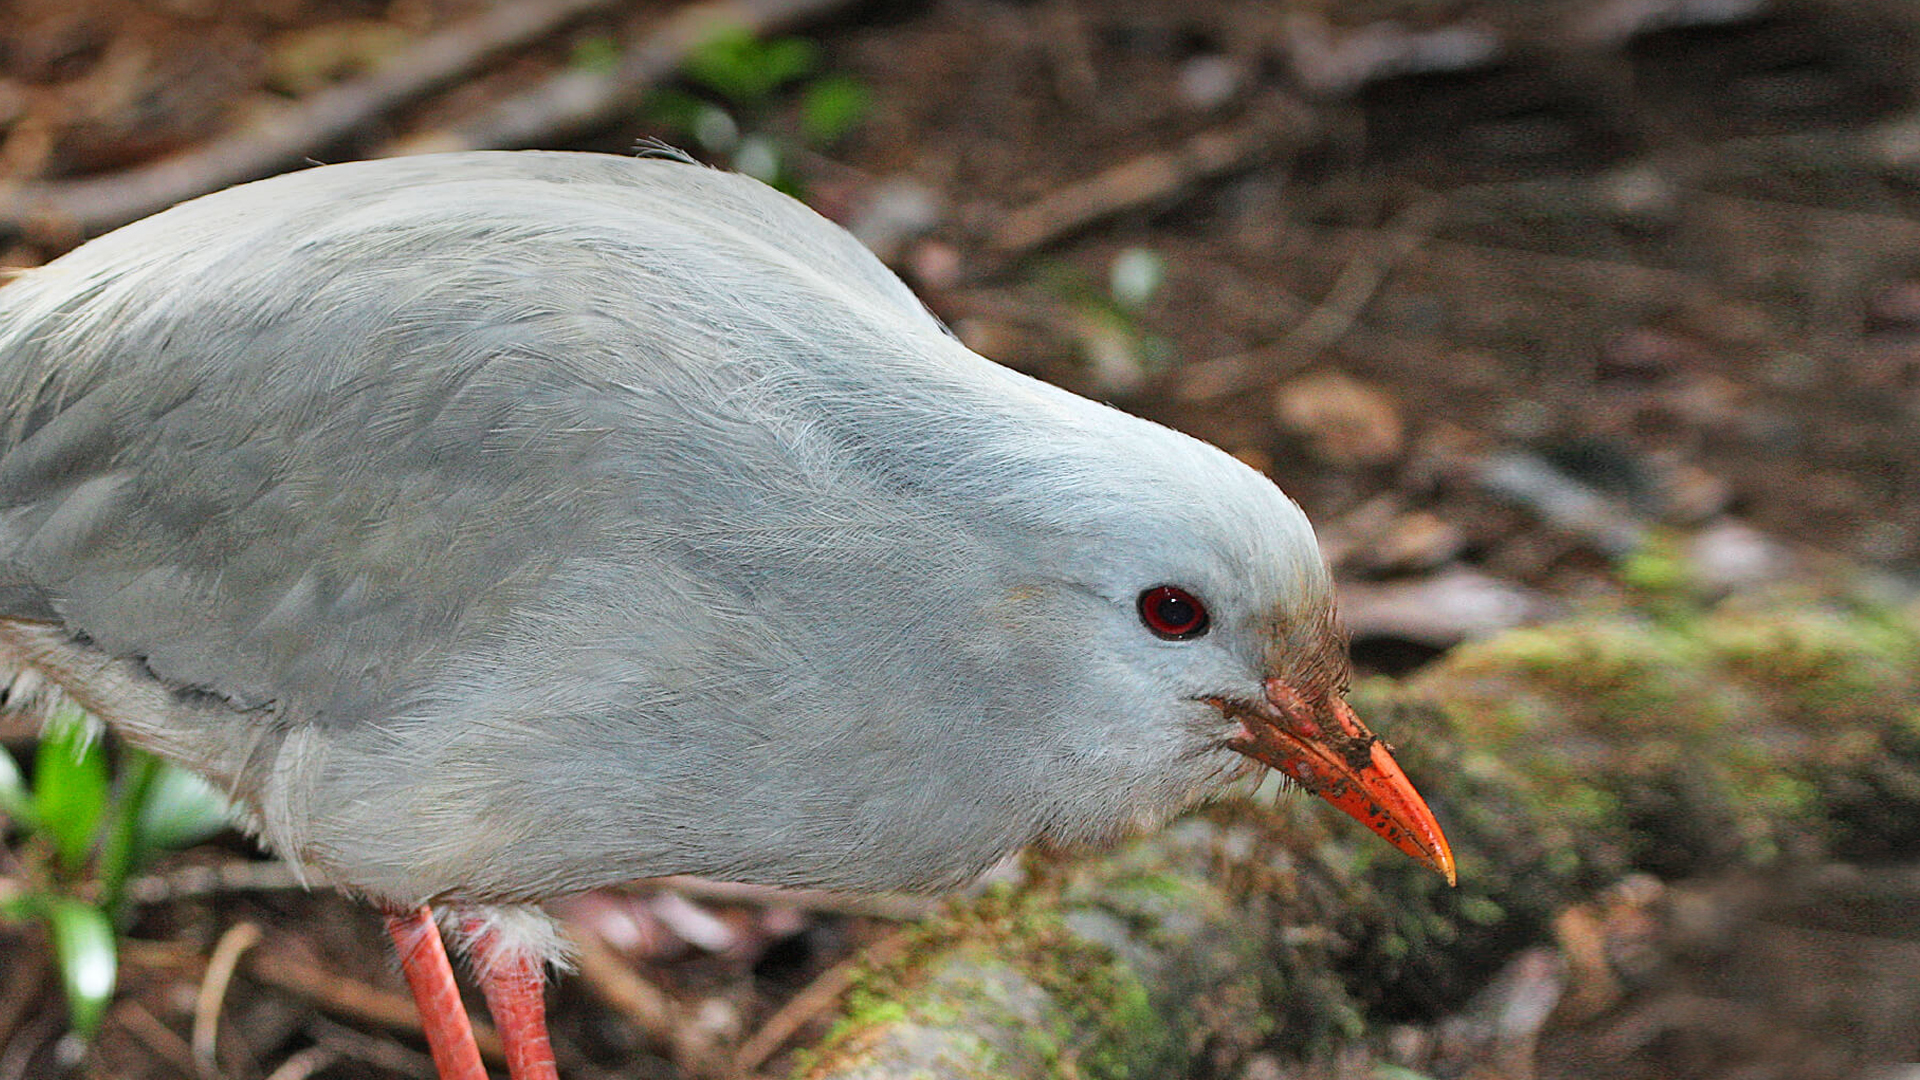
xmin=1138 ymin=586 xmax=1209 ymax=640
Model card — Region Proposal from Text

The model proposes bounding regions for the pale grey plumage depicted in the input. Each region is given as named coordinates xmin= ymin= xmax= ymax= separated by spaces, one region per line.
xmin=0 ymin=151 xmax=1334 ymax=907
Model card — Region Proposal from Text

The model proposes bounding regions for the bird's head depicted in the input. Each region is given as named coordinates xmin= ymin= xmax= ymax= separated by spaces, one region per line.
xmin=989 ymin=399 xmax=1456 ymax=886
xmin=727 ymin=307 xmax=1454 ymax=886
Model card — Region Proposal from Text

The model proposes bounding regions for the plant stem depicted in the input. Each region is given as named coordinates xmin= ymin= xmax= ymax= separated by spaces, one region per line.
xmin=97 ymin=751 xmax=160 ymax=920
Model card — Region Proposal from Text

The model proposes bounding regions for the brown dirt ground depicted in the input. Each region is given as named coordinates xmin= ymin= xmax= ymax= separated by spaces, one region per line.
xmin=2 ymin=1 xmax=1917 ymax=1078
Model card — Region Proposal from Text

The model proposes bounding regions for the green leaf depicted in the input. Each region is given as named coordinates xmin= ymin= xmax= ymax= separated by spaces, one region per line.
xmin=0 ymin=744 xmax=32 ymax=827
xmin=136 ymin=762 xmax=235 ymax=856
xmin=644 ymin=87 xmax=706 ymax=133
xmin=49 ymin=899 xmax=116 ymax=1039
xmin=684 ymin=28 xmax=760 ymax=102
xmin=685 ymin=27 xmax=818 ymax=107
xmin=34 ymin=708 xmax=109 ymax=873
xmin=800 ymin=75 xmax=871 ymax=144
xmin=756 ymin=38 xmax=822 ymax=94
xmin=97 ymin=753 xmax=159 ymax=916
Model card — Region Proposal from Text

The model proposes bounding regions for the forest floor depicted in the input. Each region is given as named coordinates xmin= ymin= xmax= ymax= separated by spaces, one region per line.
xmin=1 ymin=0 xmax=1916 ymax=1078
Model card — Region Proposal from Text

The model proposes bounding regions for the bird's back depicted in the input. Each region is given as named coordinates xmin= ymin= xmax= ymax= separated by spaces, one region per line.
xmin=1 ymin=152 xmax=939 ymax=710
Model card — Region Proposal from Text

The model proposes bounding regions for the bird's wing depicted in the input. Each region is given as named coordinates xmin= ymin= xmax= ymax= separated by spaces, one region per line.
xmin=0 ymin=151 xmax=949 ymax=728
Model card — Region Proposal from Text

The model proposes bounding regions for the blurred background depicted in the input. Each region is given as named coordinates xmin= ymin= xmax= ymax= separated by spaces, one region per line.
xmin=1 ymin=0 xmax=1917 ymax=1078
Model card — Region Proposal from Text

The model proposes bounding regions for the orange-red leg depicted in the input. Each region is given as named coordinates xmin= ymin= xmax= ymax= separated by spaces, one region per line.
xmin=384 ymin=906 xmax=488 ymax=1080
xmin=460 ymin=914 xmax=560 ymax=1080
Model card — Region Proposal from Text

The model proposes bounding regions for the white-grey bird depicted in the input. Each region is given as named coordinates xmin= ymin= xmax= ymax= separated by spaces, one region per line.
xmin=0 ymin=151 xmax=1452 ymax=1080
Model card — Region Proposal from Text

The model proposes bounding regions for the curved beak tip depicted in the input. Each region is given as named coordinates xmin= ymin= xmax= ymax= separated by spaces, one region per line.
xmin=1405 ymin=825 xmax=1458 ymax=888
xmin=1332 ymin=747 xmax=1458 ymax=887
xmin=1231 ymin=683 xmax=1458 ymax=886
xmin=1362 ymin=738 xmax=1457 ymax=887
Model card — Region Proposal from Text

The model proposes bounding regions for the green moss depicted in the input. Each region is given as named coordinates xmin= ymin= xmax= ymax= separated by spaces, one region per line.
xmin=1455 ymin=621 xmax=1726 ymax=739
xmin=1454 ymin=894 xmax=1504 ymax=926
xmin=1712 ymin=609 xmax=1916 ymax=717
xmin=956 ymin=900 xmax=1171 ymax=1080
xmin=801 ymin=870 xmax=1191 ymax=1079
xmin=812 ymin=988 xmax=910 ymax=1060
xmin=1015 ymin=1016 xmax=1071 ymax=1068
xmin=1107 ymin=870 xmax=1188 ymax=898
xmin=1619 ymin=536 xmax=1694 ymax=597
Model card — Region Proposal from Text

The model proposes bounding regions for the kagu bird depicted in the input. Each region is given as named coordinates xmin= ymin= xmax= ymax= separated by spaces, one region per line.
xmin=0 ymin=152 xmax=1453 ymax=1080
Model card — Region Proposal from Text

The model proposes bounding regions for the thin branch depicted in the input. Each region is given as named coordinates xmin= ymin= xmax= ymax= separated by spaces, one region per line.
xmin=261 ymin=1046 xmax=339 ymax=1080
xmin=306 ymin=1015 xmax=441 ymax=1080
xmin=987 ymin=105 xmax=1316 ymax=258
xmin=124 ymin=859 xmax=309 ymax=905
xmin=244 ymin=946 xmax=506 ymax=1065
xmin=116 ymin=999 xmax=202 ymax=1080
xmin=1273 ymin=192 xmax=1445 ymax=360
xmin=646 ymin=875 xmax=936 ymax=921
xmin=0 ymin=0 xmax=622 ymax=241
xmin=734 ymin=931 xmax=908 ymax=1073
xmin=568 ymin=927 xmax=737 ymax=1079
xmin=192 ymin=920 xmax=262 ymax=1078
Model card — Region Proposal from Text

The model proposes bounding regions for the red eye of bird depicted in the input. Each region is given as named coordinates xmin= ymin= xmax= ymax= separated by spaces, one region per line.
xmin=1138 ymin=585 xmax=1209 ymax=640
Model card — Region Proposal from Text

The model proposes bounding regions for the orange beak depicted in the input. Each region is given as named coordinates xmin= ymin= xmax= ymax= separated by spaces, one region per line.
xmin=1221 ymin=678 xmax=1456 ymax=884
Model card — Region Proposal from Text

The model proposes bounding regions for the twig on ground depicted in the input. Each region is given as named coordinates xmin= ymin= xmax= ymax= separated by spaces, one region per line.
xmin=1177 ymin=216 xmax=1778 ymax=403
xmin=566 ymin=927 xmax=676 ymax=1040
xmin=0 ymin=0 xmax=622 ymax=241
xmin=118 ymin=999 xmax=201 ymax=1079
xmin=734 ymin=930 xmax=908 ymax=1074
xmin=0 ymin=929 xmax=46 ymax=1053
xmin=569 ymin=926 xmax=736 ymax=1079
xmin=1320 ymin=225 xmax=1725 ymax=305
xmin=388 ymin=0 xmax=866 ymax=156
xmin=649 ymin=875 xmax=936 ymax=921
xmin=1174 ymin=195 xmax=1442 ymax=402
xmin=307 ymin=1014 xmax=440 ymax=1080
xmin=0 ymin=1009 xmax=57 ymax=1080
xmin=1040 ymin=0 xmax=1099 ymax=107
xmin=1700 ymin=188 xmax=1920 ymax=242
xmin=244 ymin=946 xmax=505 ymax=1065
xmin=120 ymin=937 xmax=214 ymax=975
xmin=1473 ymin=450 xmax=1649 ymax=559
xmin=1274 ymin=192 xmax=1445 ymax=360
xmin=192 ymin=920 xmax=262 ymax=1078
xmin=261 ymin=1045 xmax=338 ymax=1080
xmin=1167 ymin=191 xmax=1443 ymax=401
xmin=125 ymin=858 xmax=309 ymax=905
xmin=988 ymin=106 xmax=1316 ymax=258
